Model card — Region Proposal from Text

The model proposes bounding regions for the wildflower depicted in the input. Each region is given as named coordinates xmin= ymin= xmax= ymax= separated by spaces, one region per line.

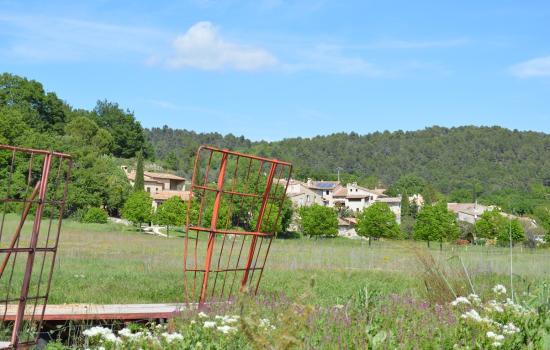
xmin=502 ymin=322 xmax=520 ymax=335
xmin=102 ymin=333 xmax=119 ymax=343
xmin=451 ymin=296 xmax=471 ymax=306
xmin=461 ymin=309 xmax=482 ymax=322
xmin=486 ymin=300 xmax=504 ymax=313
xmin=467 ymin=294 xmax=481 ymax=305
xmin=217 ymin=325 xmax=237 ymax=334
xmin=162 ymin=332 xmax=184 ymax=343
xmin=461 ymin=309 xmax=493 ymax=324
xmin=83 ymin=326 xmax=113 ymax=338
xmin=198 ymin=311 xmax=208 ymax=318
xmin=118 ymin=328 xmax=133 ymax=337
xmin=203 ymin=321 xmax=216 ymax=328
xmin=486 ymin=332 xmax=505 ymax=342
xmin=492 ymin=342 xmax=502 ymax=348
xmin=492 ymin=284 xmax=507 ymax=295
xmin=215 ymin=315 xmax=239 ymax=324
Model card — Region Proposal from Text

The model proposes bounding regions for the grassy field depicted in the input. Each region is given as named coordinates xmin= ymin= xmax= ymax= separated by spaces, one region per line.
xmin=2 ymin=214 xmax=550 ymax=348
xmin=1 ymin=213 xmax=548 ymax=305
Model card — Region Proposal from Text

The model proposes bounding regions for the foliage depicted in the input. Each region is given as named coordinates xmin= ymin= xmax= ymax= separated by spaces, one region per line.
xmin=134 ymin=150 xmax=145 ymax=192
xmin=82 ymin=207 xmax=109 ymax=224
xmin=92 ymin=100 xmax=153 ymax=158
xmin=401 ymin=191 xmax=410 ymax=217
xmin=356 ymin=202 xmax=399 ymax=240
xmin=122 ymin=191 xmax=152 ymax=227
xmin=0 ymin=74 xmax=147 ymax=218
xmin=154 ymin=196 xmax=186 ymax=235
xmin=148 ymin=126 xmax=550 ymax=226
xmin=475 ymin=210 xmax=525 ymax=245
xmin=298 ymin=204 xmax=338 ymax=237
xmin=413 ymin=202 xmax=459 ymax=243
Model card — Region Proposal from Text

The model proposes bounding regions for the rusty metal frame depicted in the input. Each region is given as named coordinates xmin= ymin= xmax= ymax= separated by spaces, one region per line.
xmin=183 ymin=146 xmax=292 ymax=305
xmin=0 ymin=145 xmax=72 ymax=349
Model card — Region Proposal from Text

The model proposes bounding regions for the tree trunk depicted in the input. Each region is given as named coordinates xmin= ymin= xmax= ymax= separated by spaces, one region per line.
xmin=427 ymin=240 xmax=430 ymax=248
xmin=368 ymin=236 xmax=372 ymax=246
xmin=166 ymin=225 xmax=169 ymax=238
xmin=439 ymin=239 xmax=443 ymax=251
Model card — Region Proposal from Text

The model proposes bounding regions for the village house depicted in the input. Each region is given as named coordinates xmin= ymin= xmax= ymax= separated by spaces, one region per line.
xmin=285 ymin=179 xmax=324 ymax=207
xmin=447 ymin=202 xmax=497 ymax=224
xmin=282 ymin=178 xmax=402 ymax=224
xmin=123 ymin=166 xmax=190 ymax=209
xmin=447 ymin=202 xmax=539 ymax=230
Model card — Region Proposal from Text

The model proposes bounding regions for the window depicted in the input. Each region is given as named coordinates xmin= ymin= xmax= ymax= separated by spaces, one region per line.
xmin=326 ymin=190 xmax=329 ymax=195
xmin=146 ymin=187 xmax=151 ymax=193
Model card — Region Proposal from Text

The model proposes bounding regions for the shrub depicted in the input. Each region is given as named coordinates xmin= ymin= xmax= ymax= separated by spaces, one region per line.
xmin=81 ymin=207 xmax=108 ymax=224
xmin=356 ymin=202 xmax=400 ymax=241
xmin=299 ymin=204 xmax=338 ymax=237
xmin=122 ymin=191 xmax=152 ymax=228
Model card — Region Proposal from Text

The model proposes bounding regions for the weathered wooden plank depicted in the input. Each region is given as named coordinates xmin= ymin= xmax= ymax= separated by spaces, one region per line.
xmin=0 ymin=303 xmax=197 ymax=321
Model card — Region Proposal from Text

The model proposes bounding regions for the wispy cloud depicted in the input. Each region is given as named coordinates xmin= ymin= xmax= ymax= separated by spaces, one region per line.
xmin=285 ymin=44 xmax=384 ymax=76
xmin=165 ymin=21 xmax=278 ymax=71
xmin=0 ymin=13 xmax=167 ymax=62
xmin=510 ymin=56 xmax=550 ymax=78
xmin=367 ymin=38 xmax=470 ymax=49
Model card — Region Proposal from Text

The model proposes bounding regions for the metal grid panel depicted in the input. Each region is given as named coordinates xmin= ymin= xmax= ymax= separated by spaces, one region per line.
xmin=0 ymin=145 xmax=72 ymax=349
xmin=183 ymin=146 xmax=292 ymax=305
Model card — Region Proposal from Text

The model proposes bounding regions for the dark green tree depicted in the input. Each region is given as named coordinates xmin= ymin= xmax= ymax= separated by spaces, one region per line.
xmin=413 ymin=202 xmax=459 ymax=248
xmin=356 ymin=202 xmax=400 ymax=245
xmin=134 ymin=150 xmax=145 ymax=192
xmin=154 ymin=196 xmax=186 ymax=237
xmin=122 ymin=191 xmax=152 ymax=229
xmin=401 ymin=191 xmax=411 ymax=218
xmin=299 ymin=204 xmax=338 ymax=237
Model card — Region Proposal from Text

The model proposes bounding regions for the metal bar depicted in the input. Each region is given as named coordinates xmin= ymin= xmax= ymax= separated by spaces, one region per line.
xmin=190 ymin=185 xmax=261 ymax=198
xmin=0 ymin=144 xmax=71 ymax=158
xmin=184 ymin=226 xmax=274 ymax=237
xmin=11 ymin=152 xmax=52 ymax=346
xmin=199 ymin=145 xmax=291 ymax=166
xmin=199 ymin=152 xmax=228 ymax=305
xmin=0 ymin=181 xmax=41 ymax=278
xmin=240 ymin=162 xmax=278 ymax=290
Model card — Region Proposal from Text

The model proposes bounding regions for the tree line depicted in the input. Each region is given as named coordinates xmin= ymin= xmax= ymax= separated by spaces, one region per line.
xmin=147 ymin=125 xmax=550 ymax=235
xmin=0 ymin=73 xmax=152 ymax=219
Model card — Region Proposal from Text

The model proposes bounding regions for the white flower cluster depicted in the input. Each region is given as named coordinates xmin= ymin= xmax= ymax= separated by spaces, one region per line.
xmin=451 ymin=285 xmax=532 ymax=348
xmin=450 ymin=296 xmax=471 ymax=306
xmin=492 ymin=284 xmax=507 ymax=295
xmin=460 ymin=309 xmax=493 ymax=324
xmin=201 ymin=312 xmax=239 ymax=334
xmin=83 ymin=325 xmax=185 ymax=348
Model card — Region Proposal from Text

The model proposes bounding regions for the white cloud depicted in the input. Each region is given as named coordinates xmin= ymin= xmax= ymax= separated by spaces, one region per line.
xmin=511 ymin=56 xmax=550 ymax=78
xmin=166 ymin=21 xmax=278 ymax=71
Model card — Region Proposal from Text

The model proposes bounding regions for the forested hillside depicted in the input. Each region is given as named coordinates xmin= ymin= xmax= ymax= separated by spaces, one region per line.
xmin=0 ymin=73 xmax=152 ymax=218
xmin=147 ymin=126 xmax=550 ymax=218
xmin=3 ymin=72 xmax=550 ymax=228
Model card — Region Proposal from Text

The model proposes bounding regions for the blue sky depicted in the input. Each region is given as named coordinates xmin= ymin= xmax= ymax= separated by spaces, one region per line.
xmin=1 ymin=0 xmax=549 ymax=140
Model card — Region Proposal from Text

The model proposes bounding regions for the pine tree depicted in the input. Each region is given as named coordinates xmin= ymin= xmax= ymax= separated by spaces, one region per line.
xmin=134 ymin=149 xmax=145 ymax=192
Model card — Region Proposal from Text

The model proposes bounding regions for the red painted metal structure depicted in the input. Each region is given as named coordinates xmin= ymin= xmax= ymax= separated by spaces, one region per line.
xmin=0 ymin=145 xmax=72 ymax=349
xmin=183 ymin=146 xmax=292 ymax=305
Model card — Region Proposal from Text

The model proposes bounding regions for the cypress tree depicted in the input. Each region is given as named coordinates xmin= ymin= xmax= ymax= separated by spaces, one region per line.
xmin=134 ymin=150 xmax=145 ymax=191
xmin=401 ymin=191 xmax=410 ymax=218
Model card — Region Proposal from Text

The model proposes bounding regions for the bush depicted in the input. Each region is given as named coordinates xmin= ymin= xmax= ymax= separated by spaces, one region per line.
xmin=81 ymin=207 xmax=108 ymax=224
xmin=299 ymin=204 xmax=338 ymax=237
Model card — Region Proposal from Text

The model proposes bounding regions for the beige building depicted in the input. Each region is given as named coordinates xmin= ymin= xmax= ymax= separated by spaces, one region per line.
xmin=283 ymin=178 xmax=402 ymax=224
xmin=123 ymin=166 xmax=189 ymax=209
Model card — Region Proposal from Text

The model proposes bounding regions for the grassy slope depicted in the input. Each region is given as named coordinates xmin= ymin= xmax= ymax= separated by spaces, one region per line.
xmin=2 ymin=215 xmax=549 ymax=305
